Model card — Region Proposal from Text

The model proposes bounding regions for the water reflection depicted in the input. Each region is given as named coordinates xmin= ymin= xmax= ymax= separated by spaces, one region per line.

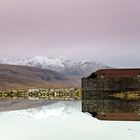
xmin=0 ymin=101 xmax=140 ymax=140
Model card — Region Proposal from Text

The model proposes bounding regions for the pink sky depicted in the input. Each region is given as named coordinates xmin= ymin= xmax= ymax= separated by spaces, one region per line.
xmin=0 ymin=0 xmax=140 ymax=67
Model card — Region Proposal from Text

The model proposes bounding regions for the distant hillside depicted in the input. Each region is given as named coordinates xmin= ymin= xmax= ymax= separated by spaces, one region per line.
xmin=0 ymin=56 xmax=110 ymax=77
xmin=0 ymin=64 xmax=79 ymax=90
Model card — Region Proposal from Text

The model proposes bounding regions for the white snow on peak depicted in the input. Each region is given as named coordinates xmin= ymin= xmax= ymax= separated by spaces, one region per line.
xmin=0 ymin=56 xmax=109 ymax=75
xmin=0 ymin=57 xmax=12 ymax=64
xmin=18 ymin=56 xmax=65 ymax=67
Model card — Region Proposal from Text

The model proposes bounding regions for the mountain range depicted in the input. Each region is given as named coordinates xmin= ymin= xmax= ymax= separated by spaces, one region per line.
xmin=0 ymin=56 xmax=110 ymax=89
xmin=0 ymin=56 xmax=109 ymax=76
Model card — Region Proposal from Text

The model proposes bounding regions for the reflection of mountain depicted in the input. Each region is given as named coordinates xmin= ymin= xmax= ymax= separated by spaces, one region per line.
xmin=0 ymin=56 xmax=109 ymax=76
xmin=0 ymin=64 xmax=78 ymax=90
xmin=0 ymin=101 xmax=81 ymax=117
xmin=0 ymin=101 xmax=139 ymax=140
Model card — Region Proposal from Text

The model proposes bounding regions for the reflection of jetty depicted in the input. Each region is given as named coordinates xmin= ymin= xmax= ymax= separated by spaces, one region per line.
xmin=0 ymin=88 xmax=81 ymax=100
xmin=82 ymin=69 xmax=140 ymax=121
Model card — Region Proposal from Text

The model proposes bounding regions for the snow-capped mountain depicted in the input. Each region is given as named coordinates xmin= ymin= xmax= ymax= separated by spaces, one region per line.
xmin=0 ymin=56 xmax=109 ymax=76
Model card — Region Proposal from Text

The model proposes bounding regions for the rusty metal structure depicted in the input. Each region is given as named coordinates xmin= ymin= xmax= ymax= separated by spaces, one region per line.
xmin=82 ymin=69 xmax=140 ymax=121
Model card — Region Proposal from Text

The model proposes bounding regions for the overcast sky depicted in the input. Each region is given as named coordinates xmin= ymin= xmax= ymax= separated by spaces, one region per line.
xmin=0 ymin=0 xmax=140 ymax=67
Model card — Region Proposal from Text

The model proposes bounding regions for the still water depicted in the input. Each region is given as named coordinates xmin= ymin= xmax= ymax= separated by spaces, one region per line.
xmin=0 ymin=101 xmax=139 ymax=140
